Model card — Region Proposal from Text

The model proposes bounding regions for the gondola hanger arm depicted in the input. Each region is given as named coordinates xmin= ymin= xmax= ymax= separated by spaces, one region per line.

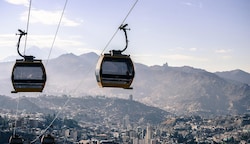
xmin=16 ymin=29 xmax=26 ymax=58
xmin=119 ymin=24 xmax=130 ymax=53
xmin=16 ymin=29 xmax=34 ymax=61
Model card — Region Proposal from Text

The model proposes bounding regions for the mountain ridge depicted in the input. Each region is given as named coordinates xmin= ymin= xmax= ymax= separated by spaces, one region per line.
xmin=0 ymin=52 xmax=249 ymax=115
xmin=215 ymin=69 xmax=250 ymax=85
xmin=0 ymin=95 xmax=169 ymax=125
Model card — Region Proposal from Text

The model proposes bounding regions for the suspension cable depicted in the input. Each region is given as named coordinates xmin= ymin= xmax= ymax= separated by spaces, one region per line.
xmin=13 ymin=93 xmax=21 ymax=137
xmin=70 ymin=0 xmax=139 ymax=98
xmin=50 ymin=0 xmax=139 ymax=130
xmin=30 ymin=98 xmax=71 ymax=144
xmin=32 ymin=0 xmax=138 ymax=142
xmin=101 ymin=0 xmax=138 ymax=54
xmin=23 ymin=0 xmax=32 ymax=56
xmin=12 ymin=0 xmax=31 ymax=139
xmin=45 ymin=0 xmax=68 ymax=66
xmin=48 ymin=0 xmax=139 ymax=124
xmin=30 ymin=0 xmax=68 ymax=143
xmin=121 ymin=0 xmax=138 ymax=27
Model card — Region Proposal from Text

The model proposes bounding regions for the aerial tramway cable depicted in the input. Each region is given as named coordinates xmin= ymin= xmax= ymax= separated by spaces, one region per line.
xmin=31 ymin=0 xmax=138 ymax=143
xmin=11 ymin=29 xmax=47 ymax=93
xmin=10 ymin=0 xmax=67 ymax=142
xmin=13 ymin=93 xmax=20 ymax=137
xmin=23 ymin=0 xmax=32 ymax=56
xmin=95 ymin=24 xmax=135 ymax=89
xmin=11 ymin=0 xmax=47 ymax=93
xmin=101 ymin=0 xmax=138 ymax=55
xmin=45 ymin=0 xmax=68 ymax=66
xmin=10 ymin=0 xmax=40 ymax=143
xmin=30 ymin=0 xmax=69 ymax=143
xmin=11 ymin=0 xmax=32 ymax=143
xmin=95 ymin=0 xmax=138 ymax=89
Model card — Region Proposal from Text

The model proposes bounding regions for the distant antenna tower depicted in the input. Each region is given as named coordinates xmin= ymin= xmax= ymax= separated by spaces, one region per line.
xmin=129 ymin=94 xmax=133 ymax=101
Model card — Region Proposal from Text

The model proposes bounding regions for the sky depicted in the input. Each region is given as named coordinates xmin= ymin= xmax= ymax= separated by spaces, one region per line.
xmin=0 ymin=0 xmax=249 ymax=73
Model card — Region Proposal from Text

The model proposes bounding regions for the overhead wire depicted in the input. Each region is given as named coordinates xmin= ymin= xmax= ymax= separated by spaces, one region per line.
xmin=50 ymin=0 xmax=139 ymax=124
xmin=101 ymin=0 xmax=138 ymax=55
xmin=31 ymin=0 xmax=138 ymax=143
xmin=68 ymin=0 xmax=139 ymax=95
xmin=12 ymin=0 xmax=32 ymax=139
xmin=45 ymin=0 xmax=68 ymax=66
xmin=30 ymin=0 xmax=68 ymax=143
xmin=11 ymin=0 xmax=67 ymax=142
xmin=30 ymin=97 xmax=71 ymax=144
xmin=13 ymin=93 xmax=21 ymax=137
xmin=23 ymin=0 xmax=32 ymax=56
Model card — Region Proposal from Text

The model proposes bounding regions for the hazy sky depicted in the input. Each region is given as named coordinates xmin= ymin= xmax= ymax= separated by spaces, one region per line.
xmin=0 ymin=0 xmax=249 ymax=73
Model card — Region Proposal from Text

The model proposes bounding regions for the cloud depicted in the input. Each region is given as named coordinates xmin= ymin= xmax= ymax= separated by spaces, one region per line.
xmin=181 ymin=1 xmax=203 ymax=8
xmin=0 ymin=34 xmax=86 ymax=52
xmin=221 ymin=55 xmax=232 ymax=60
xmin=20 ymin=9 xmax=80 ymax=26
xmin=164 ymin=54 xmax=208 ymax=63
xmin=214 ymin=49 xmax=232 ymax=60
xmin=0 ymin=34 xmax=16 ymax=47
xmin=0 ymin=33 xmax=91 ymax=61
xmin=215 ymin=49 xmax=232 ymax=54
xmin=169 ymin=47 xmax=198 ymax=52
xmin=6 ymin=0 xmax=80 ymax=26
xmin=0 ymin=34 xmax=20 ymax=60
xmin=167 ymin=54 xmax=197 ymax=61
xmin=182 ymin=2 xmax=193 ymax=6
xmin=189 ymin=47 xmax=197 ymax=51
xmin=25 ymin=34 xmax=85 ymax=49
xmin=5 ymin=0 xmax=29 ymax=7
xmin=131 ymin=53 xmax=207 ymax=66
xmin=133 ymin=54 xmax=206 ymax=62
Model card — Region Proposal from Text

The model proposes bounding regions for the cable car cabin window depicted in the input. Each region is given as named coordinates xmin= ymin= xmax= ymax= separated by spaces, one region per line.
xmin=9 ymin=136 xmax=23 ymax=144
xmin=13 ymin=66 xmax=44 ymax=80
xmin=41 ymin=135 xmax=55 ymax=144
xmin=41 ymin=137 xmax=55 ymax=144
xmin=11 ymin=61 xmax=46 ymax=92
xmin=102 ymin=61 xmax=131 ymax=75
xmin=96 ymin=56 xmax=135 ymax=88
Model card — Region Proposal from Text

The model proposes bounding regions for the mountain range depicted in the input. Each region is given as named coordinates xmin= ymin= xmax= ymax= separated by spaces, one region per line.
xmin=0 ymin=52 xmax=249 ymax=116
xmin=0 ymin=95 xmax=169 ymax=125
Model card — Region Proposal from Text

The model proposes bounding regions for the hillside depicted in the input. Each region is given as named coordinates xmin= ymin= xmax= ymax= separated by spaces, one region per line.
xmin=135 ymin=65 xmax=250 ymax=115
xmin=0 ymin=95 xmax=169 ymax=125
xmin=215 ymin=69 xmax=250 ymax=85
xmin=0 ymin=52 xmax=250 ymax=115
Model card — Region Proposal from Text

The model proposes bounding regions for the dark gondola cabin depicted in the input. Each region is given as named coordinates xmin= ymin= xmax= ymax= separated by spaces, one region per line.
xmin=11 ymin=58 xmax=46 ymax=93
xmin=41 ymin=134 xmax=55 ymax=144
xmin=9 ymin=136 xmax=23 ymax=144
xmin=11 ymin=29 xmax=47 ymax=93
xmin=95 ymin=24 xmax=135 ymax=89
xmin=96 ymin=51 xmax=135 ymax=89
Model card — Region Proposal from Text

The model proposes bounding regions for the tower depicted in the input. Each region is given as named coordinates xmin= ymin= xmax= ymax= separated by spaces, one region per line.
xmin=146 ymin=125 xmax=152 ymax=144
